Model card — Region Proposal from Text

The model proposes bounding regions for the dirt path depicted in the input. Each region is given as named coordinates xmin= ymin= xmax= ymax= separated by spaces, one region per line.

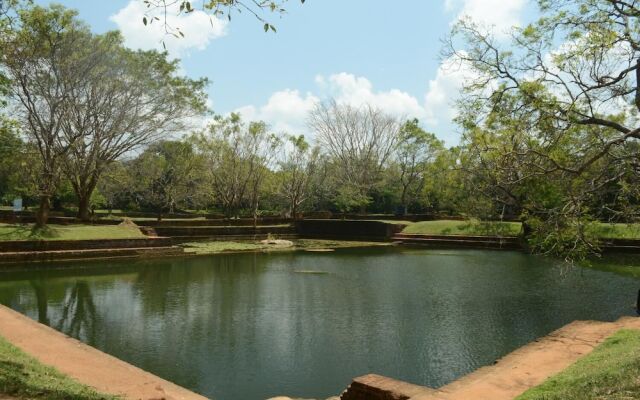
xmin=412 ymin=316 xmax=640 ymax=400
xmin=0 ymin=305 xmax=207 ymax=400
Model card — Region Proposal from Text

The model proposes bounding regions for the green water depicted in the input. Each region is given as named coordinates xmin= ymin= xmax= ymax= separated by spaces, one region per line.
xmin=0 ymin=248 xmax=638 ymax=400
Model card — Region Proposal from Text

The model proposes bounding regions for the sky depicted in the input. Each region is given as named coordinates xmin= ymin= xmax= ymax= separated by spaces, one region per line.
xmin=34 ymin=0 xmax=535 ymax=146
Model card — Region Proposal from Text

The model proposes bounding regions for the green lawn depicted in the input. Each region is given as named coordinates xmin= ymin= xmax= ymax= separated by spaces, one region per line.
xmin=516 ymin=329 xmax=640 ymax=400
xmin=593 ymin=223 xmax=640 ymax=239
xmin=402 ymin=220 xmax=523 ymax=236
xmin=0 ymin=224 xmax=146 ymax=241
xmin=402 ymin=220 xmax=640 ymax=239
xmin=0 ymin=335 xmax=117 ymax=400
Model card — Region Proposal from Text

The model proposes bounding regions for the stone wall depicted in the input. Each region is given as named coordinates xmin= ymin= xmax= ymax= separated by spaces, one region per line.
xmin=295 ymin=220 xmax=406 ymax=241
xmin=340 ymin=374 xmax=435 ymax=400
xmin=0 ymin=238 xmax=173 ymax=252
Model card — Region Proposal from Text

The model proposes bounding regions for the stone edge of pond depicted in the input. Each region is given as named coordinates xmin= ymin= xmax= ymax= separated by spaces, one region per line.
xmin=0 ymin=304 xmax=208 ymax=400
xmin=339 ymin=316 xmax=640 ymax=400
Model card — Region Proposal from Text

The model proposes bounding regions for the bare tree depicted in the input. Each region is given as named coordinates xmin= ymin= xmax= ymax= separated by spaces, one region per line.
xmin=308 ymin=100 xmax=403 ymax=213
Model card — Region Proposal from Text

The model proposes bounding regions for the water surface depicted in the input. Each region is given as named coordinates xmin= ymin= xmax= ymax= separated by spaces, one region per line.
xmin=0 ymin=248 xmax=637 ymax=399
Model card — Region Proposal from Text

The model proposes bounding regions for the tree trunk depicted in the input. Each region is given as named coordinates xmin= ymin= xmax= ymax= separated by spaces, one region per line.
xmin=73 ymin=179 xmax=98 ymax=222
xmin=35 ymin=195 xmax=51 ymax=227
xmin=77 ymin=194 xmax=91 ymax=222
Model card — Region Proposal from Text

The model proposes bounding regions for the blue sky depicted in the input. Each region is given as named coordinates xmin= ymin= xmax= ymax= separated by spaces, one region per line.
xmin=35 ymin=0 xmax=533 ymax=145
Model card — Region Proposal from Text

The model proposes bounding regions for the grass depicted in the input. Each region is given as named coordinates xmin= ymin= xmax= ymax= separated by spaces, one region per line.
xmin=593 ymin=223 xmax=640 ymax=239
xmin=369 ymin=220 xmax=415 ymax=225
xmin=181 ymin=239 xmax=390 ymax=255
xmin=402 ymin=220 xmax=640 ymax=239
xmin=516 ymin=329 xmax=640 ymax=400
xmin=182 ymin=241 xmax=270 ymax=254
xmin=402 ymin=220 xmax=523 ymax=236
xmin=0 ymin=335 xmax=117 ymax=400
xmin=0 ymin=224 xmax=146 ymax=241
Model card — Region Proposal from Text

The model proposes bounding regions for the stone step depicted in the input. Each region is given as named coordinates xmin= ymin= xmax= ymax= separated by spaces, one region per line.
xmin=338 ymin=317 xmax=640 ymax=400
xmin=0 ymin=246 xmax=184 ymax=264
xmin=340 ymin=374 xmax=437 ymax=400
xmin=394 ymin=234 xmax=520 ymax=242
xmin=392 ymin=237 xmax=521 ymax=249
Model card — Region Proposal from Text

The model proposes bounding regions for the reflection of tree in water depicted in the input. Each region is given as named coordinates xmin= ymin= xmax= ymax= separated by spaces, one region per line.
xmin=56 ymin=281 xmax=98 ymax=342
xmin=29 ymin=279 xmax=50 ymax=325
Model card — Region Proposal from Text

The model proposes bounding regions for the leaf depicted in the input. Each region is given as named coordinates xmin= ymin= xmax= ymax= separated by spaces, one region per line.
xmin=143 ymin=16 xmax=148 ymax=25
xmin=264 ymin=23 xmax=269 ymax=32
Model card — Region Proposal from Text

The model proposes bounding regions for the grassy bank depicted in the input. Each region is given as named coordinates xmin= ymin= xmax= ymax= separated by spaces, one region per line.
xmin=0 ymin=224 xmax=146 ymax=241
xmin=0 ymin=335 xmax=116 ymax=400
xmin=516 ymin=329 xmax=640 ymax=400
xmin=402 ymin=220 xmax=522 ymax=236
xmin=594 ymin=223 xmax=640 ymax=239
xmin=401 ymin=220 xmax=640 ymax=239
xmin=181 ymin=239 xmax=391 ymax=255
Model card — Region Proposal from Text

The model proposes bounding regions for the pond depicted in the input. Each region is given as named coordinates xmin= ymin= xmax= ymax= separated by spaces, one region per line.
xmin=0 ymin=247 xmax=637 ymax=400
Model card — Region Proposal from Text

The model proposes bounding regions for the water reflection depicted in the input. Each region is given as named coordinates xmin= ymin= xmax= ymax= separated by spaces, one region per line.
xmin=0 ymin=248 xmax=637 ymax=400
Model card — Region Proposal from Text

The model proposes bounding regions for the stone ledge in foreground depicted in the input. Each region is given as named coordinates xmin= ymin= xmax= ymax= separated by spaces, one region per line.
xmin=0 ymin=305 xmax=207 ymax=400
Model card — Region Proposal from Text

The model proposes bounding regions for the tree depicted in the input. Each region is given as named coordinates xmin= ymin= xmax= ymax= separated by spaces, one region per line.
xmin=308 ymin=100 xmax=403 ymax=213
xmin=445 ymin=0 xmax=640 ymax=258
xmin=140 ymin=0 xmax=306 ymax=37
xmin=194 ymin=114 xmax=280 ymax=219
xmin=130 ymin=140 xmax=202 ymax=219
xmin=277 ymin=135 xmax=319 ymax=219
xmin=395 ymin=119 xmax=443 ymax=215
xmin=61 ymin=32 xmax=207 ymax=221
xmin=96 ymin=161 xmax=134 ymax=215
xmin=1 ymin=5 xmax=110 ymax=226
xmin=0 ymin=118 xmax=23 ymax=203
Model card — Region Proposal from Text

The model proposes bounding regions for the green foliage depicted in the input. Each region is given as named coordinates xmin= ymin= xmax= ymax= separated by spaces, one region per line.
xmin=524 ymin=215 xmax=600 ymax=261
xmin=447 ymin=0 xmax=640 ymax=260
xmin=129 ymin=140 xmax=203 ymax=215
xmin=333 ymin=185 xmax=371 ymax=214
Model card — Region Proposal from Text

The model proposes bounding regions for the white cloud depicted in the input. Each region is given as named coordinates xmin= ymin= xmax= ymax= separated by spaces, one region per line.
xmin=424 ymin=55 xmax=478 ymax=128
xmin=446 ymin=0 xmax=528 ymax=38
xmin=233 ymin=73 xmax=470 ymax=144
xmin=235 ymin=89 xmax=319 ymax=135
xmin=110 ymin=1 xmax=227 ymax=58
xmin=316 ymin=73 xmax=427 ymax=120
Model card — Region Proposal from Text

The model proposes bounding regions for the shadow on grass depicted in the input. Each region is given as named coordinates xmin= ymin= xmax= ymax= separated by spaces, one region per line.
xmin=456 ymin=221 xmax=521 ymax=237
xmin=0 ymin=225 xmax=60 ymax=241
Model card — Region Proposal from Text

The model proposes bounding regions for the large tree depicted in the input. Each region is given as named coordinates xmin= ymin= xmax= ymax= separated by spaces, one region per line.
xmin=61 ymin=34 xmax=207 ymax=221
xmin=446 ymin=0 xmax=640 ymax=258
xmin=308 ymin=100 xmax=403 ymax=213
xmin=1 ymin=5 xmax=107 ymax=226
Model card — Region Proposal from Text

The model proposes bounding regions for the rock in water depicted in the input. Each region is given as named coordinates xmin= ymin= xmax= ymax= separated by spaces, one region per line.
xmin=260 ymin=239 xmax=294 ymax=247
